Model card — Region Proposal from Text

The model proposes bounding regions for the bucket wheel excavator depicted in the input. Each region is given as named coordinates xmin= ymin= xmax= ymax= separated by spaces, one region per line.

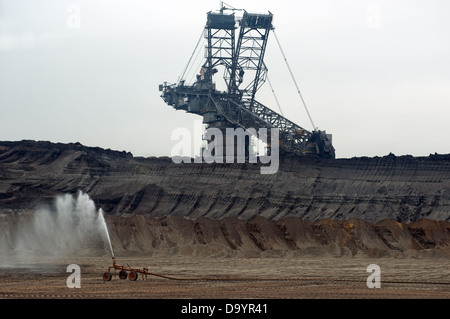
xmin=159 ymin=4 xmax=335 ymax=159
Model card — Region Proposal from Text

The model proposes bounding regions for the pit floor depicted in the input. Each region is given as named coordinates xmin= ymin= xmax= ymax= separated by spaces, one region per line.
xmin=0 ymin=256 xmax=449 ymax=299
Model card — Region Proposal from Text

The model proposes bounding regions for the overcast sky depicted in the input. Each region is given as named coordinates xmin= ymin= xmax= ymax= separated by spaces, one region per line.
xmin=1 ymin=0 xmax=449 ymax=159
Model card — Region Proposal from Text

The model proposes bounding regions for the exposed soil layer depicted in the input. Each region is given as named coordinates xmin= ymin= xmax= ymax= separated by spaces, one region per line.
xmin=1 ymin=212 xmax=449 ymax=258
xmin=1 ymin=140 xmax=449 ymax=223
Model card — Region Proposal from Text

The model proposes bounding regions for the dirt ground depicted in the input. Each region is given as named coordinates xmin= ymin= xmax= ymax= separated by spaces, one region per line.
xmin=0 ymin=255 xmax=449 ymax=299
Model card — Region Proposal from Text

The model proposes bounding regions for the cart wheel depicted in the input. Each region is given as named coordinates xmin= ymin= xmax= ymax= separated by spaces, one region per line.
xmin=119 ymin=270 xmax=128 ymax=280
xmin=103 ymin=272 xmax=112 ymax=281
xmin=129 ymin=271 xmax=138 ymax=281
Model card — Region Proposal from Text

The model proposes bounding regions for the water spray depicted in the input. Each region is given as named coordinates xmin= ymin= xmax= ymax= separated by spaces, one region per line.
xmin=10 ymin=191 xmax=117 ymax=259
xmin=98 ymin=208 xmax=115 ymax=260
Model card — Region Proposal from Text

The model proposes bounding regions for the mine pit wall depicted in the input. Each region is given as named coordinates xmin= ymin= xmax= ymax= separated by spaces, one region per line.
xmin=91 ymin=154 xmax=450 ymax=223
xmin=1 ymin=141 xmax=450 ymax=257
xmin=0 ymin=141 xmax=450 ymax=223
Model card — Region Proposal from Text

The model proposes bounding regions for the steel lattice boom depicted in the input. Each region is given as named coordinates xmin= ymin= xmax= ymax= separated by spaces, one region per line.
xmin=159 ymin=7 xmax=335 ymax=159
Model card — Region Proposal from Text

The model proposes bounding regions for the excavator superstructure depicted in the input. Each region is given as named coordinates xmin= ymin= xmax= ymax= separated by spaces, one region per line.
xmin=160 ymin=6 xmax=335 ymax=159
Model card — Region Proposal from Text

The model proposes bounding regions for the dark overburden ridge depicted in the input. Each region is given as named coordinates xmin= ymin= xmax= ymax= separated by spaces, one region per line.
xmin=0 ymin=140 xmax=449 ymax=223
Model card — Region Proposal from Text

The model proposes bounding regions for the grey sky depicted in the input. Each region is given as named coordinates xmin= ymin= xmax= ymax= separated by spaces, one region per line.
xmin=1 ymin=0 xmax=449 ymax=159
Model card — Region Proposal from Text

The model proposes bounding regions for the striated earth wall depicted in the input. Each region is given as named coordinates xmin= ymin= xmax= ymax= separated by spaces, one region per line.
xmin=1 ymin=140 xmax=450 ymax=257
xmin=0 ymin=140 xmax=449 ymax=223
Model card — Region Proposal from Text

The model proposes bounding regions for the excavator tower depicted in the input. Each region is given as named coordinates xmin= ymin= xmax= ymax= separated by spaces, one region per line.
xmin=159 ymin=7 xmax=335 ymax=159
